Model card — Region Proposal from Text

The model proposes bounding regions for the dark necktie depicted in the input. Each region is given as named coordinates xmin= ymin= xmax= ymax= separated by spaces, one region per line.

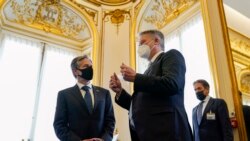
xmin=82 ymin=86 xmax=93 ymax=113
xmin=144 ymin=62 xmax=153 ymax=75
xmin=197 ymin=101 xmax=204 ymax=124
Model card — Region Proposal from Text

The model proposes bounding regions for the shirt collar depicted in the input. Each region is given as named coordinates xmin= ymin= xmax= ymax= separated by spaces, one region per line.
xmin=150 ymin=51 xmax=163 ymax=63
xmin=77 ymin=82 xmax=92 ymax=90
xmin=203 ymin=95 xmax=210 ymax=102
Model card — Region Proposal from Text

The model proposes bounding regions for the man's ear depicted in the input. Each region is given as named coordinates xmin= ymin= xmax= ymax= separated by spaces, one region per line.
xmin=154 ymin=36 xmax=160 ymax=45
xmin=73 ymin=69 xmax=78 ymax=77
xmin=205 ymin=89 xmax=209 ymax=95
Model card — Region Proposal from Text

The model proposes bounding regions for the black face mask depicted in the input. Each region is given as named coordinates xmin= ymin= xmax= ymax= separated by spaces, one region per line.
xmin=196 ymin=91 xmax=206 ymax=101
xmin=78 ymin=66 xmax=93 ymax=80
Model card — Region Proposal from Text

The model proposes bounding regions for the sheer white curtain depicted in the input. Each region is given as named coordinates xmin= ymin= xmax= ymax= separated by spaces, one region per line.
xmin=165 ymin=12 xmax=215 ymax=127
xmin=0 ymin=34 xmax=43 ymax=141
xmin=0 ymin=33 xmax=81 ymax=141
xmin=33 ymin=45 xmax=80 ymax=141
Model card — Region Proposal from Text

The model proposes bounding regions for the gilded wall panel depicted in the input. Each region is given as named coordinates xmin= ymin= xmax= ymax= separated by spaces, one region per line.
xmin=2 ymin=0 xmax=91 ymax=42
xmin=229 ymin=29 xmax=250 ymax=95
xmin=139 ymin=0 xmax=197 ymax=30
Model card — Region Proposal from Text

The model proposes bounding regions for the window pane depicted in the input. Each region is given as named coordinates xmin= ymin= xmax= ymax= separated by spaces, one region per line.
xmin=0 ymin=34 xmax=42 ymax=140
xmin=164 ymin=13 xmax=214 ymax=129
xmin=180 ymin=13 xmax=215 ymax=128
xmin=165 ymin=32 xmax=181 ymax=51
xmin=33 ymin=45 xmax=80 ymax=141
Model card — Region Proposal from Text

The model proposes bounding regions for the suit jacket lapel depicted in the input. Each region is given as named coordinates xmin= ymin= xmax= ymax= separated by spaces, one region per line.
xmin=202 ymin=98 xmax=214 ymax=122
xmin=92 ymin=85 xmax=101 ymax=112
xmin=72 ymin=84 xmax=91 ymax=114
xmin=144 ymin=52 xmax=164 ymax=75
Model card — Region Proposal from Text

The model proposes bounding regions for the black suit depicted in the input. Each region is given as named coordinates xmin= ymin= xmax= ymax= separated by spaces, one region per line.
xmin=53 ymin=85 xmax=115 ymax=141
xmin=116 ymin=49 xmax=193 ymax=141
xmin=192 ymin=97 xmax=233 ymax=141
xmin=243 ymin=105 xmax=250 ymax=140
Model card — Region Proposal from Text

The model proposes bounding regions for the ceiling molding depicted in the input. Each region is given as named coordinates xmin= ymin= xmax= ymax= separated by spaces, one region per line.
xmin=84 ymin=0 xmax=136 ymax=6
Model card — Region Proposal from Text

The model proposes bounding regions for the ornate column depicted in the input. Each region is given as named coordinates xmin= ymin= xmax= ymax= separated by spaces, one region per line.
xmin=200 ymin=0 xmax=247 ymax=140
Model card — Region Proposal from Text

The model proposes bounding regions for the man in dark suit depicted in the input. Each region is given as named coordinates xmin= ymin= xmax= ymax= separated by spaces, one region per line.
xmin=54 ymin=55 xmax=115 ymax=141
xmin=192 ymin=79 xmax=233 ymax=141
xmin=109 ymin=30 xmax=192 ymax=141
xmin=243 ymin=105 xmax=250 ymax=139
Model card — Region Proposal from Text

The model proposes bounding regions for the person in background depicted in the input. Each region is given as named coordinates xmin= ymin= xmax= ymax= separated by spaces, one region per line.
xmin=54 ymin=55 xmax=115 ymax=141
xmin=192 ymin=79 xmax=233 ymax=141
xmin=109 ymin=29 xmax=193 ymax=141
xmin=243 ymin=104 xmax=250 ymax=139
xmin=240 ymin=91 xmax=250 ymax=139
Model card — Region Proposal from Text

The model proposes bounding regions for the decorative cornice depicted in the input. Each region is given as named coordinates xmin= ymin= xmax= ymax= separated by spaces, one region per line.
xmin=229 ymin=28 xmax=250 ymax=66
xmin=229 ymin=29 xmax=250 ymax=95
xmin=69 ymin=0 xmax=98 ymax=24
xmin=134 ymin=0 xmax=144 ymax=16
xmin=0 ymin=0 xmax=4 ymax=9
xmin=143 ymin=0 xmax=197 ymax=29
xmin=104 ymin=9 xmax=130 ymax=34
xmin=86 ymin=0 xmax=136 ymax=6
xmin=230 ymin=38 xmax=250 ymax=56
xmin=240 ymin=68 xmax=250 ymax=94
xmin=2 ymin=0 xmax=90 ymax=41
xmin=232 ymin=51 xmax=250 ymax=67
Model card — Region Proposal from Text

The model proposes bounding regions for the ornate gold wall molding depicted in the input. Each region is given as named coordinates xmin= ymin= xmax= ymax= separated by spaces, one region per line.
xmin=229 ymin=29 xmax=250 ymax=67
xmin=1 ymin=0 xmax=91 ymax=42
xmin=240 ymin=68 xmax=250 ymax=95
xmin=232 ymin=52 xmax=250 ymax=67
xmin=231 ymin=39 xmax=250 ymax=54
xmin=143 ymin=0 xmax=197 ymax=29
xmin=134 ymin=0 xmax=144 ymax=17
xmin=200 ymin=0 xmax=247 ymax=139
xmin=69 ymin=0 xmax=98 ymax=25
xmin=229 ymin=29 xmax=250 ymax=62
xmin=104 ymin=9 xmax=130 ymax=34
xmin=0 ymin=0 xmax=4 ymax=13
xmin=131 ymin=0 xmax=144 ymax=71
xmin=229 ymin=28 xmax=250 ymax=97
xmin=86 ymin=0 xmax=136 ymax=6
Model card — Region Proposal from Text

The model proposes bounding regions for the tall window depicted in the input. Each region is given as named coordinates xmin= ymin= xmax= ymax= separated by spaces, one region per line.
xmin=0 ymin=33 xmax=80 ymax=141
xmin=0 ymin=34 xmax=42 ymax=141
xmin=165 ymin=12 xmax=215 ymax=127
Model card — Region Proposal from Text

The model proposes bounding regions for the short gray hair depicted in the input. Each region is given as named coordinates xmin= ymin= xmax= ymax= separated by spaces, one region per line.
xmin=139 ymin=29 xmax=165 ymax=51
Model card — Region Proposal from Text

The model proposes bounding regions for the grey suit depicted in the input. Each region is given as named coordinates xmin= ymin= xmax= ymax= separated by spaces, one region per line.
xmin=53 ymin=85 xmax=115 ymax=141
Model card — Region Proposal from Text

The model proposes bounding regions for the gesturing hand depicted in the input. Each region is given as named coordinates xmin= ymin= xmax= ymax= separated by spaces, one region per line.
xmin=109 ymin=73 xmax=122 ymax=94
xmin=120 ymin=63 xmax=136 ymax=82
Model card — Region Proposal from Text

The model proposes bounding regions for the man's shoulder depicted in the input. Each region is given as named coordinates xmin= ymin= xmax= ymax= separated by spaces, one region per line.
xmin=211 ymin=98 xmax=228 ymax=107
xmin=92 ymin=85 xmax=109 ymax=93
xmin=162 ymin=49 xmax=184 ymax=59
xmin=213 ymin=98 xmax=225 ymax=102
xmin=59 ymin=85 xmax=77 ymax=93
xmin=165 ymin=49 xmax=182 ymax=55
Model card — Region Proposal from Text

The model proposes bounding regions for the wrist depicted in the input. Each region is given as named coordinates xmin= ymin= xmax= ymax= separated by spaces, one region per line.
xmin=117 ymin=89 xmax=122 ymax=95
xmin=115 ymin=89 xmax=122 ymax=100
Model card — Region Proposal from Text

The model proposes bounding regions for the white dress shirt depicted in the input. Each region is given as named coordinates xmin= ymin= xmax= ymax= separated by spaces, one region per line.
xmin=77 ymin=82 xmax=95 ymax=107
xmin=201 ymin=95 xmax=211 ymax=114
